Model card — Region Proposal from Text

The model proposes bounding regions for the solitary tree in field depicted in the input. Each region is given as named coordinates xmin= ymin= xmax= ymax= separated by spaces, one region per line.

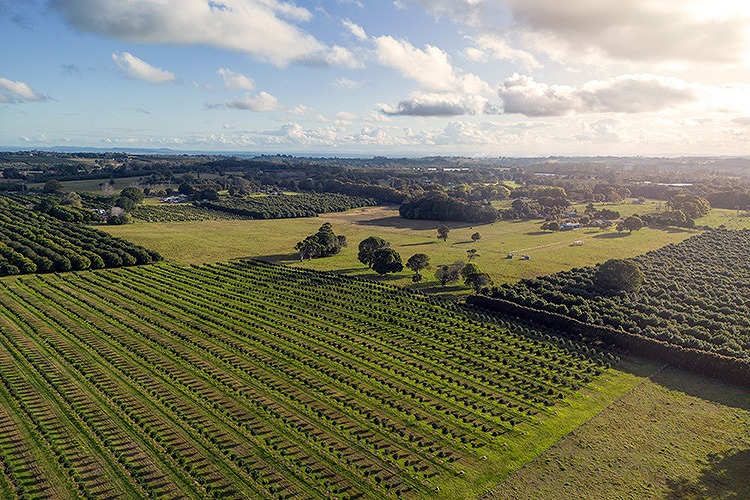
xmin=43 ymin=179 xmax=64 ymax=194
xmin=295 ymin=223 xmax=346 ymax=260
xmin=595 ymin=259 xmax=644 ymax=292
xmin=437 ymin=225 xmax=450 ymax=241
xmin=371 ymin=247 xmax=403 ymax=275
xmin=466 ymin=248 xmax=479 ymax=261
xmin=358 ymin=236 xmax=389 ymax=268
xmin=617 ymin=215 xmax=644 ymax=233
xmin=460 ymin=262 xmax=493 ymax=293
xmin=471 ymin=232 xmax=482 ymax=242
xmin=406 ymin=253 xmax=430 ymax=281
xmin=435 ymin=261 xmax=464 ymax=287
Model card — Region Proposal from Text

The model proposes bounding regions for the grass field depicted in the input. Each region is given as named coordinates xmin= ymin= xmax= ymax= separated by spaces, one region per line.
xmin=102 ymin=201 xmax=750 ymax=291
xmin=495 ymin=365 xmax=750 ymax=499
xmin=0 ymin=261 xmax=639 ymax=499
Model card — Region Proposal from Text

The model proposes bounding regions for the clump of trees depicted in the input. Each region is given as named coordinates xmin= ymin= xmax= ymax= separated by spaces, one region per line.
xmin=435 ymin=261 xmax=464 ymax=287
xmin=668 ymin=194 xmax=710 ymax=219
xmin=399 ymin=192 xmax=497 ymax=223
xmin=616 ymin=215 xmax=644 ymax=233
xmin=358 ymin=236 xmax=402 ymax=275
xmin=595 ymin=259 xmax=644 ymax=292
xmin=295 ymin=223 xmax=347 ymax=260
xmin=461 ymin=263 xmax=493 ymax=293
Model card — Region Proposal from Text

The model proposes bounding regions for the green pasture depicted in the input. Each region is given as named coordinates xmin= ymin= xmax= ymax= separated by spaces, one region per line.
xmin=497 ymin=365 xmax=750 ymax=499
xmin=102 ymin=199 xmax=750 ymax=292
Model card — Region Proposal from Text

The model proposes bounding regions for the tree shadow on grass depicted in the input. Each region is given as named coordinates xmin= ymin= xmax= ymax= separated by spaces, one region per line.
xmin=401 ymin=241 xmax=438 ymax=247
xmin=593 ymin=232 xmax=630 ymax=238
xmin=252 ymin=253 xmax=300 ymax=264
xmin=356 ymin=216 xmax=477 ymax=230
xmin=666 ymin=449 xmax=750 ymax=500
xmin=526 ymin=231 xmax=550 ymax=236
xmin=648 ymin=367 xmax=750 ymax=412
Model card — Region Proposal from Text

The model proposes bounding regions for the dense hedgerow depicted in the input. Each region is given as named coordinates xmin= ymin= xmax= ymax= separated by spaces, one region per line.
xmin=199 ymin=193 xmax=377 ymax=219
xmin=489 ymin=229 xmax=750 ymax=361
xmin=130 ymin=204 xmax=246 ymax=222
xmin=0 ymin=196 xmax=161 ymax=276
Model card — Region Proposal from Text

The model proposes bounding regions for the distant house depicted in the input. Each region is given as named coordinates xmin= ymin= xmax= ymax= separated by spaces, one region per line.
xmin=560 ymin=222 xmax=581 ymax=231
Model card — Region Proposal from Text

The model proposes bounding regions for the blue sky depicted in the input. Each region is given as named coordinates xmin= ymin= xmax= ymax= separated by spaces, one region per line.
xmin=2 ymin=0 xmax=750 ymax=156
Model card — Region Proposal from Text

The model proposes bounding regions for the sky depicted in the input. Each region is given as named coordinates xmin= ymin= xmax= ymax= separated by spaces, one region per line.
xmin=2 ymin=0 xmax=750 ymax=156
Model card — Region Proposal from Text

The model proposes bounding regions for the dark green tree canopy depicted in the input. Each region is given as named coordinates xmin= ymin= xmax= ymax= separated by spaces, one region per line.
xmin=405 ymin=253 xmax=430 ymax=275
xmin=437 ymin=225 xmax=450 ymax=241
xmin=43 ymin=179 xmax=64 ymax=194
xmin=617 ymin=215 xmax=644 ymax=233
xmin=358 ymin=236 xmax=389 ymax=267
xmin=595 ymin=259 xmax=644 ymax=292
xmin=119 ymin=187 xmax=145 ymax=204
xmin=435 ymin=261 xmax=464 ymax=287
xmin=370 ymin=247 xmax=403 ymax=275
xmin=295 ymin=223 xmax=346 ymax=260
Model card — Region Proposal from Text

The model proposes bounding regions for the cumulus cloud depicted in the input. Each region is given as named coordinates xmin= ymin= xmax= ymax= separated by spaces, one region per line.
xmin=374 ymin=35 xmax=493 ymax=118
xmin=464 ymin=34 xmax=540 ymax=70
xmin=374 ymin=35 xmax=458 ymax=92
xmin=342 ymin=19 xmax=367 ymax=41
xmin=225 ymin=91 xmax=282 ymax=112
xmin=51 ymin=0 xmax=351 ymax=67
xmin=415 ymin=0 xmax=750 ymax=65
xmin=112 ymin=52 xmax=176 ymax=84
xmin=0 ymin=76 xmax=48 ymax=103
xmin=324 ymin=46 xmax=364 ymax=69
xmin=381 ymin=91 xmax=492 ymax=117
xmin=499 ymin=73 xmax=699 ymax=116
xmin=218 ymin=68 xmax=254 ymax=90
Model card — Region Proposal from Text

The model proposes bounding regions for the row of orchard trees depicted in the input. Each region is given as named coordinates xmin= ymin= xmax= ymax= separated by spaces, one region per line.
xmin=0 ymin=196 xmax=161 ymax=276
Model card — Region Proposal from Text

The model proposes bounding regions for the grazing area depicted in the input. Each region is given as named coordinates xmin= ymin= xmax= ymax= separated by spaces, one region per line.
xmin=104 ymin=204 xmax=721 ymax=290
xmin=495 ymin=366 xmax=750 ymax=499
xmin=0 ymin=259 xmax=633 ymax=499
xmin=489 ymin=230 xmax=750 ymax=362
xmin=0 ymin=197 xmax=160 ymax=276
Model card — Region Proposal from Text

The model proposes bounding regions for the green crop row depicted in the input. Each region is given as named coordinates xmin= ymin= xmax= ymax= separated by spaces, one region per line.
xmin=0 ymin=261 xmax=608 ymax=498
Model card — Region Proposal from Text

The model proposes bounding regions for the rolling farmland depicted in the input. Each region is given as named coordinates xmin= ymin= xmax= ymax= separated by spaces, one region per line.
xmin=0 ymin=260 xmax=612 ymax=499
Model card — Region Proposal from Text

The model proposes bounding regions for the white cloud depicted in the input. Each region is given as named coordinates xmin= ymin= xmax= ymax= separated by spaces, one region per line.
xmin=112 ymin=52 xmax=176 ymax=84
xmin=333 ymin=77 xmax=364 ymax=89
xmin=499 ymin=73 xmax=699 ymax=116
xmin=381 ymin=91 xmax=492 ymax=117
xmin=374 ymin=36 xmax=492 ymax=95
xmin=415 ymin=0 xmax=750 ymax=66
xmin=0 ymin=76 xmax=48 ymax=103
xmin=342 ymin=19 xmax=367 ymax=41
xmin=374 ymin=35 xmax=458 ymax=92
xmin=225 ymin=91 xmax=282 ymax=112
xmin=218 ymin=68 xmax=255 ymax=90
xmin=51 ymin=0 xmax=341 ymax=67
xmin=465 ymin=34 xmax=540 ymax=71
xmin=325 ymin=46 xmax=364 ymax=69
xmin=288 ymin=104 xmax=313 ymax=116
